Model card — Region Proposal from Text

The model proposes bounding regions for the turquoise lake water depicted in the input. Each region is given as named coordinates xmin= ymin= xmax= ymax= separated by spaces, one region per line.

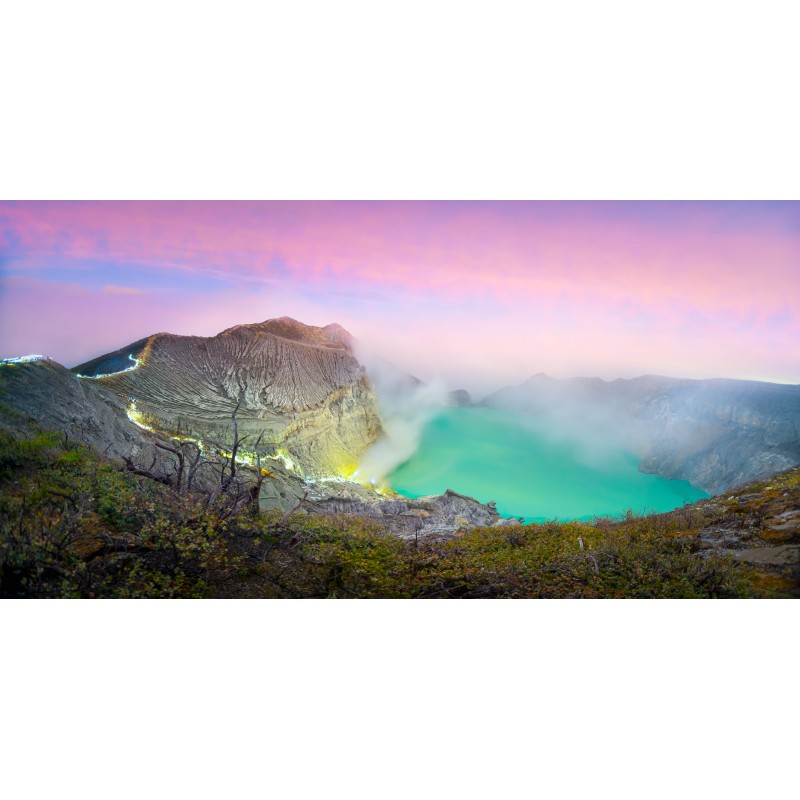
xmin=387 ymin=407 xmax=709 ymax=522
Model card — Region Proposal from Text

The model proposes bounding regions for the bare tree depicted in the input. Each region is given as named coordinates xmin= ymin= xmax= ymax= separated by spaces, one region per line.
xmin=122 ymin=448 xmax=173 ymax=486
xmin=122 ymin=397 xmax=279 ymax=517
xmin=222 ymin=398 xmax=242 ymax=491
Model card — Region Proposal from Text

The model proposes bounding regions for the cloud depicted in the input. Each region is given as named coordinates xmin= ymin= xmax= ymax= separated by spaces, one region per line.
xmin=101 ymin=284 xmax=148 ymax=296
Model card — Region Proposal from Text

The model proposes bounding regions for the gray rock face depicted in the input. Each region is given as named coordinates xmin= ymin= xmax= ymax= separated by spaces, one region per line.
xmin=307 ymin=489 xmax=500 ymax=538
xmin=484 ymin=374 xmax=800 ymax=493
xmin=0 ymin=358 xmax=177 ymax=482
xmin=1 ymin=358 xmax=145 ymax=456
xmin=628 ymin=378 xmax=800 ymax=493
xmin=73 ymin=317 xmax=384 ymax=478
xmin=692 ymin=466 xmax=800 ymax=594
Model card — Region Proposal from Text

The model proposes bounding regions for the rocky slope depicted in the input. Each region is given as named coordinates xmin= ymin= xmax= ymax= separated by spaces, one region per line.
xmin=485 ymin=374 xmax=800 ymax=494
xmin=73 ymin=317 xmax=384 ymax=478
xmin=662 ymin=464 xmax=800 ymax=597
xmin=0 ymin=358 xmax=173 ymax=477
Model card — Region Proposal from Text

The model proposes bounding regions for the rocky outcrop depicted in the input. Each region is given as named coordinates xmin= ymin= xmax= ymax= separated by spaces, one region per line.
xmin=691 ymin=466 xmax=800 ymax=597
xmin=485 ymin=374 xmax=800 ymax=494
xmin=306 ymin=488 xmax=501 ymax=538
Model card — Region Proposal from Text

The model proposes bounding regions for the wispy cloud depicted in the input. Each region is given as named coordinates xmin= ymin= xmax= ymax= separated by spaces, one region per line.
xmin=1 ymin=201 xmax=798 ymax=387
xmin=101 ymin=284 xmax=148 ymax=296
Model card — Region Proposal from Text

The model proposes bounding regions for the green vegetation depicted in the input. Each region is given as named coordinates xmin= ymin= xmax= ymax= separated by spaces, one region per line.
xmin=0 ymin=424 xmax=778 ymax=599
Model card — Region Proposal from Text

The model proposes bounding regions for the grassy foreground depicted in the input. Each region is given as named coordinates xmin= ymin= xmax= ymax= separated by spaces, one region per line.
xmin=0 ymin=424 xmax=786 ymax=599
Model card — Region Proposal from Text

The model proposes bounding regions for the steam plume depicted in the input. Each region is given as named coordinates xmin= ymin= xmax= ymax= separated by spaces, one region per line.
xmin=352 ymin=341 xmax=447 ymax=483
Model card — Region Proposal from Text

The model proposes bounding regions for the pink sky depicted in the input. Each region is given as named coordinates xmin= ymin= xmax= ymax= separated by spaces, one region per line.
xmin=1 ymin=201 xmax=798 ymax=394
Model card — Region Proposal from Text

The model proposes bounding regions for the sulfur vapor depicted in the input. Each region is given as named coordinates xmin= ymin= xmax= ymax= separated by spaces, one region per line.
xmin=352 ymin=341 xmax=447 ymax=484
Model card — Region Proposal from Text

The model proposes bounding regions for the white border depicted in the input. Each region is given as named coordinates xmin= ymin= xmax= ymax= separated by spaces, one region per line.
xmin=2 ymin=2 xmax=797 ymax=798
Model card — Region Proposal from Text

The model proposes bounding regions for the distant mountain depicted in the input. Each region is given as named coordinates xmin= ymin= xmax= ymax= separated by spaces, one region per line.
xmin=484 ymin=373 xmax=800 ymax=493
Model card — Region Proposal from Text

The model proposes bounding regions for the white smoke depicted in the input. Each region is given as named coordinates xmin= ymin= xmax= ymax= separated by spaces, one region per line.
xmin=352 ymin=340 xmax=448 ymax=484
xmin=486 ymin=377 xmax=635 ymax=467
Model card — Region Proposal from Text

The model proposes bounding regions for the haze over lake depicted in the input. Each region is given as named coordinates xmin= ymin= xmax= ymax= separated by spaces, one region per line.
xmin=388 ymin=407 xmax=709 ymax=521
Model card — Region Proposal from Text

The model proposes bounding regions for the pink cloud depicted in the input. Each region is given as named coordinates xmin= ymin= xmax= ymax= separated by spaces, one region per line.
xmin=1 ymin=201 xmax=798 ymax=389
xmin=101 ymin=284 xmax=148 ymax=296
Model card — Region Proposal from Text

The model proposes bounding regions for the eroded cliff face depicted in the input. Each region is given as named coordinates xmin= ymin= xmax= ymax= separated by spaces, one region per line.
xmin=73 ymin=318 xmax=384 ymax=478
xmin=631 ymin=380 xmax=800 ymax=493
